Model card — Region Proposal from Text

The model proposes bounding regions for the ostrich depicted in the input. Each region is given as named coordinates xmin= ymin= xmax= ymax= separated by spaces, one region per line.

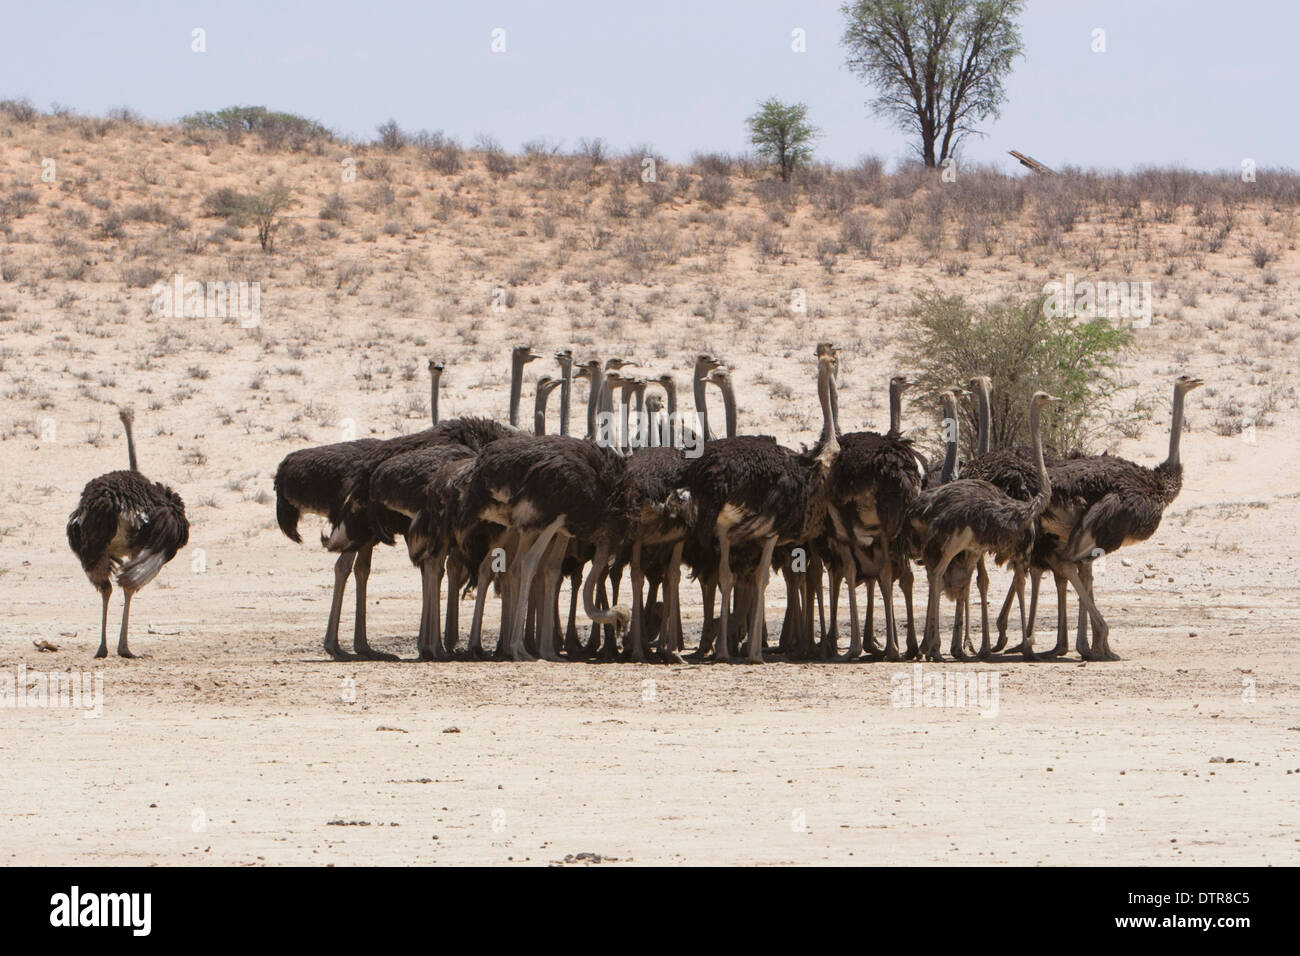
xmin=67 ymin=406 xmax=189 ymax=659
xmin=1028 ymin=375 xmax=1204 ymax=661
xmin=273 ymin=359 xmax=453 ymax=660
xmin=684 ymin=352 xmax=839 ymax=663
xmin=428 ymin=359 xmax=444 ymax=425
xmin=824 ymin=373 xmax=925 ymax=661
xmin=621 ymin=445 xmax=696 ymax=661
xmin=907 ymin=390 xmax=1059 ymax=662
xmin=327 ymin=415 xmax=516 ymax=656
xmin=455 ymin=435 xmax=634 ymax=661
xmin=367 ymin=442 xmax=475 ymax=659
xmin=555 ymin=349 xmax=574 ymax=436
xmin=508 ymin=345 xmax=541 ymax=428
xmin=960 ymin=375 xmax=1049 ymax=655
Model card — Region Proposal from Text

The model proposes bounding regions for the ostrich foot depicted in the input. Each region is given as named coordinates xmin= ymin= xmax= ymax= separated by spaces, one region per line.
xmin=94 ymin=646 xmax=107 ymax=659
xmin=354 ymin=646 xmax=400 ymax=662
xmin=117 ymin=648 xmax=137 ymax=659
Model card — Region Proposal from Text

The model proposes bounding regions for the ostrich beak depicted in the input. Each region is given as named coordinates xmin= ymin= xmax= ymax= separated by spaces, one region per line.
xmin=1185 ymin=377 xmax=1205 ymax=390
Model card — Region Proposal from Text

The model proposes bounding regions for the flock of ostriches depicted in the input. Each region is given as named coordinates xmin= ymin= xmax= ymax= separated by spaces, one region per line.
xmin=67 ymin=343 xmax=1202 ymax=665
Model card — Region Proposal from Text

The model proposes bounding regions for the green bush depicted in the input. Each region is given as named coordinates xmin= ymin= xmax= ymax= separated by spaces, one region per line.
xmin=898 ymin=290 xmax=1130 ymax=457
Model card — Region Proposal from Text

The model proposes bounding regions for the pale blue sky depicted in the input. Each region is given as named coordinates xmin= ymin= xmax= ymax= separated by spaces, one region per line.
xmin=3 ymin=0 xmax=1294 ymax=172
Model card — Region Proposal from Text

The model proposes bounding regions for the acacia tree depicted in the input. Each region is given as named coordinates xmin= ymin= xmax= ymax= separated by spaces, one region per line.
xmin=841 ymin=0 xmax=1024 ymax=167
xmin=746 ymin=99 xmax=820 ymax=182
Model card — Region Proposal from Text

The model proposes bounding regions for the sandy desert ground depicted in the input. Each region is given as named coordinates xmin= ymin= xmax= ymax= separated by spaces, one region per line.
xmin=0 ymin=110 xmax=1297 ymax=864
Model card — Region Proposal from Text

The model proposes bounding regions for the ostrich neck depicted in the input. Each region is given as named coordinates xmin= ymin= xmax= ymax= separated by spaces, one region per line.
xmin=828 ymin=368 xmax=841 ymax=437
xmin=558 ymin=363 xmax=572 ymax=437
xmin=1026 ymin=401 xmax=1051 ymax=519
xmin=534 ymin=389 xmax=551 ymax=436
xmin=716 ymin=382 xmax=737 ymax=439
xmin=595 ymin=377 xmax=615 ymax=446
xmin=508 ymin=357 xmax=525 ymax=428
xmin=889 ymin=384 xmax=903 ymax=436
xmin=816 ymin=364 xmax=839 ymax=464
xmin=585 ymin=369 xmax=603 ymax=440
xmin=825 ymin=368 xmax=842 ymax=440
xmin=123 ymin=420 xmax=138 ymax=472
xmin=975 ymin=382 xmax=991 ymax=456
xmin=693 ymin=371 xmax=711 ymax=442
xmin=430 ymin=372 xmax=441 ymax=426
xmin=662 ymin=380 xmax=677 ymax=418
xmin=1167 ymin=386 xmax=1185 ymax=467
xmin=939 ymin=400 xmax=958 ymax=484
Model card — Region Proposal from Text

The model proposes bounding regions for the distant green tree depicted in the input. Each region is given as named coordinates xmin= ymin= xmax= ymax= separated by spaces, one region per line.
xmin=746 ymin=99 xmax=820 ymax=182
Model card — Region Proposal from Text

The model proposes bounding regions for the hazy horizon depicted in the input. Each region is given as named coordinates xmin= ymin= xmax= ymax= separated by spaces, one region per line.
xmin=3 ymin=0 xmax=1295 ymax=174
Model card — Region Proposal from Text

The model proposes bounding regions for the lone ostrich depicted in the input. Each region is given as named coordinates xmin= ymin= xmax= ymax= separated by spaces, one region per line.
xmin=1030 ymin=375 xmax=1204 ymax=661
xmin=907 ymin=390 xmax=1059 ymax=661
xmin=67 ymin=407 xmax=189 ymax=658
xmin=685 ymin=352 xmax=839 ymax=663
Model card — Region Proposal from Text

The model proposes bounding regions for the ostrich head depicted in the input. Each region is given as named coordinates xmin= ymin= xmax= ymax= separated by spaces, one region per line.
xmin=428 ymin=358 xmax=445 ymax=374
xmin=513 ymin=344 xmax=542 ymax=366
xmin=1175 ymin=374 xmax=1204 ymax=394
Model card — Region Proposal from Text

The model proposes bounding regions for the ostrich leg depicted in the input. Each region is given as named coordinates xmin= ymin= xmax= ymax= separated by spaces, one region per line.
xmin=116 ymin=590 xmax=136 ymax=658
xmin=923 ymin=539 xmax=964 ymax=661
xmin=993 ymin=569 xmax=1024 ymax=653
xmin=535 ymin=531 xmax=569 ymax=661
xmin=505 ymin=518 xmax=565 ymax=662
xmin=323 ymin=550 xmax=358 ymax=661
xmin=862 ymin=583 xmax=874 ymax=654
xmin=658 ymin=541 xmax=685 ymax=663
xmin=822 ymin=565 xmax=842 ymax=658
xmin=899 ymin=560 xmax=919 ymax=660
xmin=746 ymin=536 xmax=778 ymax=663
xmin=465 ymin=551 xmax=496 ymax=660
xmin=877 ymin=537 xmax=902 ymax=662
xmin=443 ymin=552 xmax=465 ymax=656
xmin=1022 ymin=568 xmax=1044 ymax=660
xmin=1048 ymin=571 xmax=1070 ymax=657
xmin=351 ymin=544 xmax=399 ymax=661
xmin=1077 ymin=562 xmax=1117 ymax=660
xmin=975 ymin=557 xmax=992 ymax=659
xmin=94 ymin=583 xmax=111 ymax=659
xmin=837 ymin=545 xmax=862 ymax=660
xmin=714 ymin=534 xmax=734 ymax=662
xmin=1058 ymin=562 xmax=1114 ymax=661
xmin=416 ymin=559 xmax=440 ymax=661
xmin=626 ymin=540 xmax=647 ymax=662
